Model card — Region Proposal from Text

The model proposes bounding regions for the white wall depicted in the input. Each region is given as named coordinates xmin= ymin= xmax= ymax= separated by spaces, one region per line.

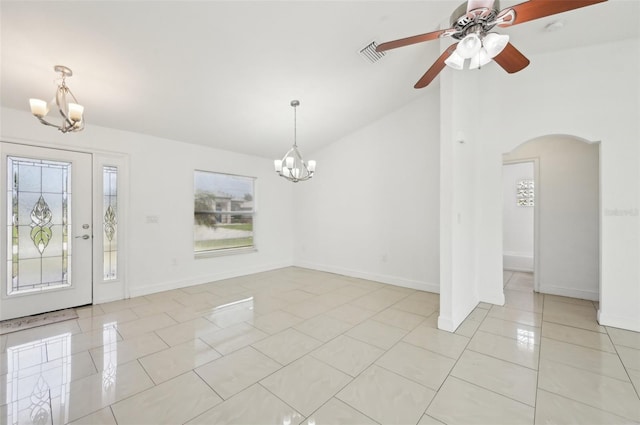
xmin=502 ymin=162 xmax=534 ymax=272
xmin=293 ymin=94 xmax=440 ymax=292
xmin=504 ymin=138 xmax=599 ymax=300
xmin=1 ymin=107 xmax=294 ymax=303
xmin=3 ymin=39 xmax=638 ymax=333
xmin=438 ymin=66 xmax=487 ymax=332
xmin=442 ymin=37 xmax=639 ymax=331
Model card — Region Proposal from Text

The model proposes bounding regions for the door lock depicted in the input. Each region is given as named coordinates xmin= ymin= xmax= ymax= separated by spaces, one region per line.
xmin=75 ymin=234 xmax=91 ymax=240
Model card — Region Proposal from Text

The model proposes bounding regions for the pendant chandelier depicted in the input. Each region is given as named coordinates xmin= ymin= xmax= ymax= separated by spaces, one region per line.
xmin=274 ymin=100 xmax=316 ymax=183
xmin=29 ymin=65 xmax=85 ymax=133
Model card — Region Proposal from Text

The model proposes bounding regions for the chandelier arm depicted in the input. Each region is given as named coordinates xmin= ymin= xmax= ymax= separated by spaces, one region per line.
xmin=55 ymin=87 xmax=77 ymax=129
xmin=34 ymin=116 xmax=63 ymax=129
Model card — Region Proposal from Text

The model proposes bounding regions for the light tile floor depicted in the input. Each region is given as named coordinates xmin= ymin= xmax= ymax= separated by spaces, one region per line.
xmin=1 ymin=268 xmax=639 ymax=424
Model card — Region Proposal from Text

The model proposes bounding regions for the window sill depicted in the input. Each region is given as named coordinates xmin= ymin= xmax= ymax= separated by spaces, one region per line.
xmin=195 ymin=246 xmax=257 ymax=259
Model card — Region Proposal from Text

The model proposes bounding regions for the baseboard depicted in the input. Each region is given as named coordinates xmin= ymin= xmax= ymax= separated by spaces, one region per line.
xmin=503 ymin=253 xmax=533 ymax=273
xmin=128 ymin=261 xmax=292 ymax=298
xmin=294 ymin=260 xmax=440 ymax=294
xmin=480 ymin=291 xmax=505 ymax=307
xmin=503 ymin=267 xmax=534 ymax=273
xmin=438 ymin=315 xmax=455 ymax=332
xmin=93 ymin=294 xmax=126 ymax=304
xmin=539 ymin=284 xmax=598 ymax=301
xmin=598 ymin=310 xmax=640 ymax=332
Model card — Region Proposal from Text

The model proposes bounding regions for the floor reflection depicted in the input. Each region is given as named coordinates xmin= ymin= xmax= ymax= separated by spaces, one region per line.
xmin=101 ymin=323 xmax=118 ymax=392
xmin=517 ymin=328 xmax=536 ymax=352
xmin=4 ymin=332 xmax=71 ymax=425
xmin=3 ymin=323 xmax=120 ymax=425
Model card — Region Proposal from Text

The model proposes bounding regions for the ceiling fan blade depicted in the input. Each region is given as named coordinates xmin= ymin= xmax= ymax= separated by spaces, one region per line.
xmin=414 ymin=43 xmax=458 ymax=89
xmin=493 ymin=42 xmax=530 ymax=73
xmin=499 ymin=0 xmax=607 ymax=27
xmin=376 ymin=29 xmax=451 ymax=52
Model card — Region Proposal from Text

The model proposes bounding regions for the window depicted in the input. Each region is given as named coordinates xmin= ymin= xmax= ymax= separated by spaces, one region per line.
xmin=517 ymin=179 xmax=534 ymax=207
xmin=194 ymin=171 xmax=255 ymax=254
xmin=103 ymin=166 xmax=118 ymax=280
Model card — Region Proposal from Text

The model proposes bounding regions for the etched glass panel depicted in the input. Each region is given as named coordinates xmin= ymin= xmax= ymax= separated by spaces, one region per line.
xmin=516 ymin=179 xmax=535 ymax=207
xmin=103 ymin=166 xmax=118 ymax=280
xmin=7 ymin=157 xmax=71 ymax=295
xmin=194 ymin=171 xmax=255 ymax=253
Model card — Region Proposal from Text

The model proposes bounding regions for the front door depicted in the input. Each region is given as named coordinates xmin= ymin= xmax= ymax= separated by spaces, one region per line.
xmin=0 ymin=143 xmax=92 ymax=320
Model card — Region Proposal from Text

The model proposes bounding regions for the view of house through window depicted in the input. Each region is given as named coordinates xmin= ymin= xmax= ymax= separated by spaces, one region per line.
xmin=194 ymin=171 xmax=255 ymax=253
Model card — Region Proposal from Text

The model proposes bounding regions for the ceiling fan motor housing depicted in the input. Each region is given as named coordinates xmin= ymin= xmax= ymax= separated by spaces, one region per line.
xmin=450 ymin=0 xmax=500 ymax=39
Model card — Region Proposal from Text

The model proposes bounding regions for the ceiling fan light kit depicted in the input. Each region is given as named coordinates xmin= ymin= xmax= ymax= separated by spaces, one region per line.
xmin=469 ymin=47 xmax=492 ymax=69
xmin=29 ymin=65 xmax=85 ymax=133
xmin=457 ymin=33 xmax=482 ymax=59
xmin=483 ymin=32 xmax=510 ymax=57
xmin=376 ymin=0 xmax=607 ymax=88
xmin=444 ymin=51 xmax=466 ymax=70
xmin=447 ymin=32 xmax=509 ymax=70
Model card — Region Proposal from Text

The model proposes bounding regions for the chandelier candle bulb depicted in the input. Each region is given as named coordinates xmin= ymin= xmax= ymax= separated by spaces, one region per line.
xmin=307 ymin=160 xmax=316 ymax=173
xmin=29 ymin=99 xmax=48 ymax=117
xmin=286 ymin=157 xmax=294 ymax=169
xmin=68 ymin=103 xmax=84 ymax=121
xmin=274 ymin=160 xmax=283 ymax=172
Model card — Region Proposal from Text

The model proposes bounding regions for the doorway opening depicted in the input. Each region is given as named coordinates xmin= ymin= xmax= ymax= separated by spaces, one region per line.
xmin=502 ymin=160 xmax=537 ymax=294
xmin=502 ymin=135 xmax=600 ymax=302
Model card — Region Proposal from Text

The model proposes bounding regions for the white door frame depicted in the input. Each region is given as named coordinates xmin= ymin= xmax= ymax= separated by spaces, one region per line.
xmin=0 ymin=138 xmax=129 ymax=313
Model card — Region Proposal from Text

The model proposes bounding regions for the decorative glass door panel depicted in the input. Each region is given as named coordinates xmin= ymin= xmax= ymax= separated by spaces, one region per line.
xmin=103 ymin=166 xmax=118 ymax=280
xmin=1 ymin=143 xmax=92 ymax=321
xmin=8 ymin=157 xmax=72 ymax=294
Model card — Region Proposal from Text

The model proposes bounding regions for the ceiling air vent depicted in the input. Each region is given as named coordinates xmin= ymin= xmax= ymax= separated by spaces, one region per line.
xmin=359 ymin=41 xmax=385 ymax=64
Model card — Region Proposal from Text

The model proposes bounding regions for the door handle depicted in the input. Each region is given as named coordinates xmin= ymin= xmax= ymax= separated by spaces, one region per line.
xmin=75 ymin=234 xmax=91 ymax=240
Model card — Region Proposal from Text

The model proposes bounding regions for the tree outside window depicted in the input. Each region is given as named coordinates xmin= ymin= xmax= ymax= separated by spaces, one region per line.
xmin=194 ymin=171 xmax=255 ymax=253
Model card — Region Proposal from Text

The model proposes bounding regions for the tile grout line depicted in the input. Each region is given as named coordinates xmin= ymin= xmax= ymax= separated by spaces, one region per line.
xmin=251 ymin=292 xmax=428 ymax=424
xmin=422 ymin=304 xmax=489 ymax=419
xmin=604 ymin=326 xmax=640 ymax=400
xmin=533 ymin=289 xmax=545 ymax=425
xmin=537 ymin=292 xmax=639 ymax=421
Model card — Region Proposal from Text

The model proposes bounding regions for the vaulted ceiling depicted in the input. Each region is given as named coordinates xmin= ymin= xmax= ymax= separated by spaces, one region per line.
xmin=1 ymin=1 xmax=637 ymax=158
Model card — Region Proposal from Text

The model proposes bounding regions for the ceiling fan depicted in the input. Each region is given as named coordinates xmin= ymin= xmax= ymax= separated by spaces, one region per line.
xmin=376 ymin=0 xmax=607 ymax=88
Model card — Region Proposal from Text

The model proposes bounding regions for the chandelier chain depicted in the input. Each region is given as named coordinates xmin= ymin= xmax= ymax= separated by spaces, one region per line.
xmin=293 ymin=102 xmax=297 ymax=147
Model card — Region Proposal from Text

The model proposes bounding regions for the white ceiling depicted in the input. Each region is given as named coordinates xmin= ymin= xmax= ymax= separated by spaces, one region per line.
xmin=1 ymin=0 xmax=637 ymax=158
